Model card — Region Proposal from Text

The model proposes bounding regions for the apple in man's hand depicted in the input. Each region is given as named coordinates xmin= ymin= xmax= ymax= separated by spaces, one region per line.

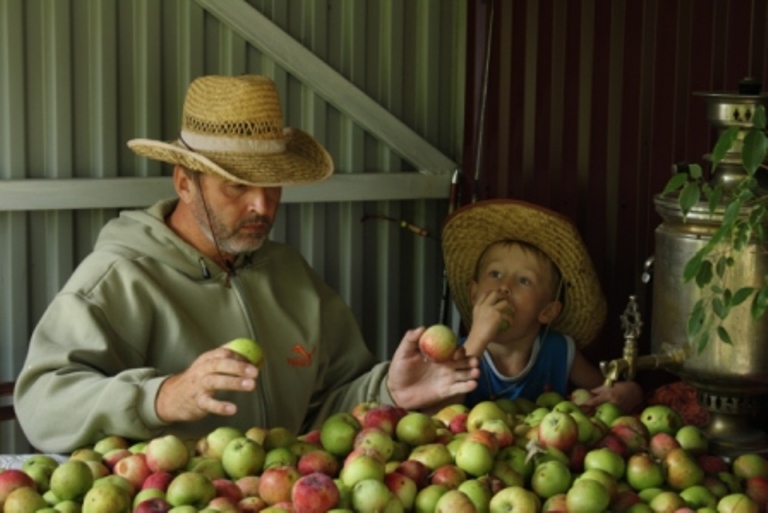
xmin=223 ymin=337 xmax=264 ymax=368
xmin=418 ymin=324 xmax=458 ymax=362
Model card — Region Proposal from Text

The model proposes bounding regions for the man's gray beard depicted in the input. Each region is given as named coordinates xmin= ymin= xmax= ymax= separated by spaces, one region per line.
xmin=192 ymin=201 xmax=269 ymax=256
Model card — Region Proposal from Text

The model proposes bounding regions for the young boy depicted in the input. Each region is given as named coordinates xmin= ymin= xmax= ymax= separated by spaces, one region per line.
xmin=442 ymin=199 xmax=643 ymax=414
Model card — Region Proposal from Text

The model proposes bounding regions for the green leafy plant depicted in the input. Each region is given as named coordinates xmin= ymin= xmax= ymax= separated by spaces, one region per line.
xmin=661 ymin=105 xmax=768 ymax=353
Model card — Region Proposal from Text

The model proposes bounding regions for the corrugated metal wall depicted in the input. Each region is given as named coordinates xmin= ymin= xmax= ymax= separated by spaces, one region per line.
xmin=461 ymin=0 xmax=768 ymax=390
xmin=0 ymin=0 xmax=466 ymax=453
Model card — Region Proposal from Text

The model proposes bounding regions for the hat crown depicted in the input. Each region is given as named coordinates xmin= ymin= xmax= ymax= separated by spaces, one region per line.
xmin=182 ymin=75 xmax=285 ymax=142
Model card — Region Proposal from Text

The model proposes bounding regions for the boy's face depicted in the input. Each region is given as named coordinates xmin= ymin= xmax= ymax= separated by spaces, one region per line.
xmin=470 ymin=242 xmax=562 ymax=336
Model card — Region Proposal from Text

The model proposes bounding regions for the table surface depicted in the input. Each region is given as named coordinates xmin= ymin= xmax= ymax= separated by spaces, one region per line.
xmin=0 ymin=454 xmax=67 ymax=470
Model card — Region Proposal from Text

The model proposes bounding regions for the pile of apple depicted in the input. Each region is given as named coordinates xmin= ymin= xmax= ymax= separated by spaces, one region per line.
xmin=2 ymin=389 xmax=768 ymax=513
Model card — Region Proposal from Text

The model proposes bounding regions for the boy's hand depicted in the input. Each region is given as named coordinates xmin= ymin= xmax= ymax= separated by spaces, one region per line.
xmin=464 ymin=290 xmax=514 ymax=356
xmin=585 ymin=380 xmax=644 ymax=415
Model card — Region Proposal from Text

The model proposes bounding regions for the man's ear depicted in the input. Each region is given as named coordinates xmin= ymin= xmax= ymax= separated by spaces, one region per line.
xmin=538 ymin=300 xmax=563 ymax=324
xmin=173 ymin=165 xmax=195 ymax=202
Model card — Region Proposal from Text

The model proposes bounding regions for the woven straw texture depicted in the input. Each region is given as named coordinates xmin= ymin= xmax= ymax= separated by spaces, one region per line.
xmin=442 ymin=199 xmax=607 ymax=347
xmin=128 ymin=75 xmax=333 ymax=186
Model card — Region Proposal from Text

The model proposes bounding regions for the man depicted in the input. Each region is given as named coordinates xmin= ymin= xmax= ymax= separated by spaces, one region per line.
xmin=14 ymin=75 xmax=479 ymax=453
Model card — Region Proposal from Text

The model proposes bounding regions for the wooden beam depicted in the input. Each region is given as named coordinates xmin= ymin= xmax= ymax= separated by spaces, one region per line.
xmin=194 ymin=0 xmax=458 ymax=175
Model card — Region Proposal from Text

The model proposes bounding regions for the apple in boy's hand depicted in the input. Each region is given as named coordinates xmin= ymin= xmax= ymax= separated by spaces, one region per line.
xmin=418 ymin=324 xmax=458 ymax=363
xmin=223 ymin=337 xmax=264 ymax=368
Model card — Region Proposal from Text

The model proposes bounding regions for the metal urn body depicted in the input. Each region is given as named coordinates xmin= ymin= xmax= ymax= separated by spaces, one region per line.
xmin=650 ymin=87 xmax=768 ymax=457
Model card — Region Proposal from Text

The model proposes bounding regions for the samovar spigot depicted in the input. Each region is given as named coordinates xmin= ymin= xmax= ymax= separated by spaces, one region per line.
xmin=600 ymin=295 xmax=686 ymax=387
xmin=600 ymin=295 xmax=642 ymax=386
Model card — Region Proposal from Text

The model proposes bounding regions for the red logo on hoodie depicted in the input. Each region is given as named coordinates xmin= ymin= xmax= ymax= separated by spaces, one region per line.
xmin=287 ymin=344 xmax=315 ymax=367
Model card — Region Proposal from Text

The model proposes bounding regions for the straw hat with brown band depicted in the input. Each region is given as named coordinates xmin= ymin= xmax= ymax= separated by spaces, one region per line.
xmin=127 ymin=75 xmax=333 ymax=186
xmin=442 ymin=199 xmax=607 ymax=347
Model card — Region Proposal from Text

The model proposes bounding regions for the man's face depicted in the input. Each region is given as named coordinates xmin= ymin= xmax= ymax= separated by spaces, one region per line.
xmin=190 ymin=172 xmax=282 ymax=256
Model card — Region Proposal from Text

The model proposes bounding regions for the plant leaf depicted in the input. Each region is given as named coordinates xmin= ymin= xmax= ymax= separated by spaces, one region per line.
xmin=753 ymin=105 xmax=766 ymax=130
xmin=707 ymin=186 xmax=723 ymax=216
xmin=742 ymin=129 xmax=767 ymax=176
xmin=695 ymin=259 xmax=713 ymax=287
xmin=731 ymin=286 xmax=755 ymax=306
xmin=751 ymin=286 xmax=768 ymax=319
xmin=712 ymin=296 xmax=727 ymax=319
xmin=689 ymin=163 xmax=703 ymax=180
xmin=716 ymin=326 xmax=733 ymax=345
xmin=695 ymin=331 xmax=710 ymax=354
xmin=683 ymin=253 xmax=703 ymax=283
xmin=711 ymin=126 xmax=740 ymax=168
xmin=679 ymin=182 xmax=701 ymax=216
xmin=662 ymin=172 xmax=690 ymax=194
xmin=687 ymin=299 xmax=705 ymax=339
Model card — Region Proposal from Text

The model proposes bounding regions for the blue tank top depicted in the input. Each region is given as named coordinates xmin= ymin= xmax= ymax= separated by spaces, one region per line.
xmin=463 ymin=330 xmax=574 ymax=408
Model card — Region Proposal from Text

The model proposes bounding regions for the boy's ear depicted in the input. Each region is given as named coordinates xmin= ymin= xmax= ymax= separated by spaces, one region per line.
xmin=538 ymin=300 xmax=562 ymax=324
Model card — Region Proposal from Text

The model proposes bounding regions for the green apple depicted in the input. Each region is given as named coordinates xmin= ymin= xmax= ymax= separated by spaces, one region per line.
xmin=3 ymin=486 xmax=48 ymax=513
xmin=584 ymin=446 xmax=626 ymax=480
xmin=467 ymin=401 xmax=509 ymax=431
xmin=81 ymin=482 xmax=131 ymax=513
xmin=50 ymin=459 xmax=95 ymax=502
xmin=454 ymin=438 xmax=494 ymax=477
xmin=222 ymin=436 xmax=266 ymax=479
xmin=395 ymin=411 xmax=438 ymax=446
xmin=638 ymin=404 xmax=683 ymax=436
xmin=320 ymin=412 xmax=362 ymax=458
xmin=457 ymin=478 xmax=492 ymax=512
xmin=535 ymin=390 xmax=565 ymax=409
xmin=566 ymin=478 xmax=610 ymax=513
xmin=408 ymin=443 xmax=454 ymax=471
xmin=201 ymin=426 xmax=244 ymax=459
xmin=340 ymin=454 xmax=385 ymax=488
xmin=434 ymin=489 xmax=477 ymax=512
xmin=223 ymin=337 xmax=264 ymax=368
xmin=264 ymin=447 xmax=298 ymax=469
xmin=351 ymin=478 xmax=395 ymax=512
xmin=530 ymin=459 xmax=572 ymax=499
xmin=166 ymin=472 xmax=216 ymax=508
xmin=625 ymin=452 xmax=665 ymax=491
xmin=415 ymin=484 xmax=449 ymax=513
xmin=732 ymin=453 xmax=768 ymax=480
xmin=490 ymin=485 xmax=540 ymax=513
xmin=593 ymin=401 xmax=623 ymax=426
xmin=648 ymin=490 xmax=686 ymax=512
xmin=679 ymin=484 xmax=718 ymax=509
xmin=675 ymin=424 xmax=709 ymax=455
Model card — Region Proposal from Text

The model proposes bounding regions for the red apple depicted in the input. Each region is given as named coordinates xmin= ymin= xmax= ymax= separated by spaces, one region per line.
xmin=291 ymin=472 xmax=340 ymax=513
xmin=744 ymin=476 xmax=768 ymax=510
xmin=449 ymin=412 xmax=470 ymax=434
xmin=101 ymin=448 xmax=132 ymax=471
xmin=537 ymin=410 xmax=579 ymax=453
xmin=113 ymin=452 xmax=152 ymax=491
xmin=394 ymin=459 xmax=430 ymax=489
xmin=133 ymin=497 xmax=172 ymax=513
xmin=297 ymin=449 xmax=340 ymax=477
xmin=430 ymin=464 xmax=467 ymax=490
xmin=664 ymin=447 xmax=705 ymax=491
xmin=649 ymin=431 xmax=681 ymax=461
xmin=257 ymin=465 xmax=301 ymax=505
xmin=142 ymin=471 xmax=175 ymax=492
xmin=418 ymin=324 xmax=458 ymax=362
xmin=0 ymin=469 xmax=37 ymax=506
xmin=212 ymin=478 xmax=243 ymax=503
xmin=384 ymin=472 xmax=418 ymax=510
xmin=234 ymin=475 xmax=261 ymax=498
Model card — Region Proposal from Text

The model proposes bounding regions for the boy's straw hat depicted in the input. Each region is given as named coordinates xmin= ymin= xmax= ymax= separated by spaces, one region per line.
xmin=442 ymin=199 xmax=607 ymax=347
xmin=128 ymin=75 xmax=333 ymax=186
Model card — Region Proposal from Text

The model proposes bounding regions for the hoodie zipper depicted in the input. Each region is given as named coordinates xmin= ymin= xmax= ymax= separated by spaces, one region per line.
xmin=227 ymin=268 xmax=273 ymax=428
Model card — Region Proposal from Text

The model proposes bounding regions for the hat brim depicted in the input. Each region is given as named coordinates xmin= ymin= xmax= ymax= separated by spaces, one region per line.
xmin=127 ymin=128 xmax=333 ymax=186
xmin=442 ymin=199 xmax=607 ymax=347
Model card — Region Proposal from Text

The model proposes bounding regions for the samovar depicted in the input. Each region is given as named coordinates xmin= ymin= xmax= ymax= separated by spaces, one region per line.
xmin=602 ymin=80 xmax=768 ymax=457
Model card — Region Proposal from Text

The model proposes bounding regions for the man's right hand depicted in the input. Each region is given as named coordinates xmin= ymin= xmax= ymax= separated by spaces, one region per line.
xmin=155 ymin=347 xmax=259 ymax=423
